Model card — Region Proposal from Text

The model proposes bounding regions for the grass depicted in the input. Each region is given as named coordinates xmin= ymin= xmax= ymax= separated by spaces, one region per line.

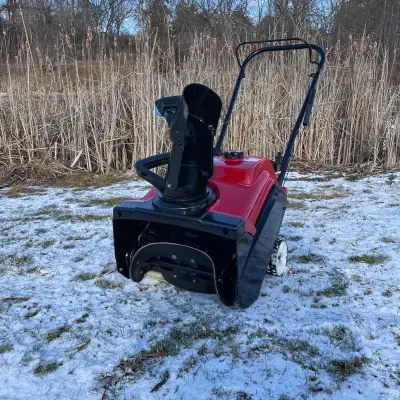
xmin=382 ymin=289 xmax=392 ymax=297
xmin=0 ymin=344 xmax=13 ymax=353
xmin=98 ymin=320 xmax=241 ymax=395
xmin=33 ymin=362 xmax=63 ymax=376
xmin=286 ymin=339 xmax=319 ymax=358
xmin=382 ymin=236 xmax=396 ymax=243
xmin=288 ymin=189 xmax=350 ymax=201
xmin=32 ymin=205 xmax=59 ymax=217
xmin=386 ymin=174 xmax=396 ymax=185
xmin=282 ymin=285 xmax=290 ymax=293
xmin=328 ymin=356 xmax=368 ymax=380
xmin=42 ymin=240 xmax=55 ymax=248
xmin=2 ymin=297 xmax=30 ymax=302
xmin=24 ymin=309 xmax=40 ymax=319
xmin=4 ymin=186 xmax=45 ymax=198
xmin=75 ymin=313 xmax=89 ymax=323
xmin=0 ymin=254 xmax=33 ymax=268
xmin=76 ymin=272 xmax=97 ymax=280
xmin=318 ymin=270 xmax=348 ymax=297
xmin=349 ymin=254 xmax=388 ymax=264
xmin=297 ymin=253 xmax=325 ymax=264
xmin=288 ymin=201 xmax=307 ymax=210
xmin=55 ymin=213 xmax=109 ymax=222
xmin=46 ymin=326 xmax=71 ymax=342
xmin=66 ymin=236 xmax=88 ymax=241
xmin=83 ymin=197 xmax=128 ymax=207
xmin=24 ymin=267 xmax=40 ymax=274
xmin=197 ymin=344 xmax=208 ymax=356
xmin=95 ymin=279 xmax=124 ymax=289
xmin=181 ymin=356 xmax=198 ymax=373
xmin=287 ymin=221 xmax=305 ymax=228
xmin=30 ymin=206 xmax=110 ymax=222
xmin=324 ymin=324 xmax=357 ymax=352
xmin=286 ymin=236 xmax=303 ymax=242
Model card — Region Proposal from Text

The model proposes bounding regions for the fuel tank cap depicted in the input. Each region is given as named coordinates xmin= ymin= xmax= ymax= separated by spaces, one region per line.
xmin=223 ymin=150 xmax=244 ymax=159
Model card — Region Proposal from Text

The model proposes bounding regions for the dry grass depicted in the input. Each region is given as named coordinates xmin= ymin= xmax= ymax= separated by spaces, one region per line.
xmin=0 ymin=35 xmax=399 ymax=173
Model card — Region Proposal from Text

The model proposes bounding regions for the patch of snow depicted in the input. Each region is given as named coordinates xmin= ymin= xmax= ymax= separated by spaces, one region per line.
xmin=0 ymin=173 xmax=399 ymax=399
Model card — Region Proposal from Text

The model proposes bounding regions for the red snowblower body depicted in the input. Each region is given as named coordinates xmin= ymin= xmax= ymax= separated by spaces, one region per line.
xmin=113 ymin=38 xmax=325 ymax=308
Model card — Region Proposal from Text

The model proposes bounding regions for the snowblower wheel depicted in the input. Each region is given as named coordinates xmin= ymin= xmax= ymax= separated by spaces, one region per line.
xmin=267 ymin=238 xmax=289 ymax=276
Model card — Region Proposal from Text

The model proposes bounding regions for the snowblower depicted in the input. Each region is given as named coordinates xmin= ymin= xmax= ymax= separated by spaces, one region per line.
xmin=113 ymin=38 xmax=325 ymax=308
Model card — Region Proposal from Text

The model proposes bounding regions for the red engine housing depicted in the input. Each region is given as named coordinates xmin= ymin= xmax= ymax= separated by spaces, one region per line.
xmin=140 ymin=156 xmax=280 ymax=235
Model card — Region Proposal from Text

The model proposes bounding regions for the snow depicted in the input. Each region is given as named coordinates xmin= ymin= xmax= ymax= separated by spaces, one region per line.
xmin=0 ymin=172 xmax=399 ymax=400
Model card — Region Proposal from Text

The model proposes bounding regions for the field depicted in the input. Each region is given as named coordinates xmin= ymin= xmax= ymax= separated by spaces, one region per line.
xmin=0 ymin=172 xmax=399 ymax=400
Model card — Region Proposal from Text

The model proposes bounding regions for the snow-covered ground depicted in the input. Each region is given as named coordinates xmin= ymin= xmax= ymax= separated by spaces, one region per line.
xmin=0 ymin=172 xmax=399 ymax=400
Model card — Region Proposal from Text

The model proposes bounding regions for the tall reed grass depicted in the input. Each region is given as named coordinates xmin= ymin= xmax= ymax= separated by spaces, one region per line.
xmin=0 ymin=34 xmax=399 ymax=173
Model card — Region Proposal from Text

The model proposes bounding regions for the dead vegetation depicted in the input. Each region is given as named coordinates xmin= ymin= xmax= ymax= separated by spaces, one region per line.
xmin=0 ymin=33 xmax=399 ymax=178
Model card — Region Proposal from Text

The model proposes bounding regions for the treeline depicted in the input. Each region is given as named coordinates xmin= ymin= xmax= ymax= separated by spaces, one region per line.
xmin=1 ymin=0 xmax=399 ymax=59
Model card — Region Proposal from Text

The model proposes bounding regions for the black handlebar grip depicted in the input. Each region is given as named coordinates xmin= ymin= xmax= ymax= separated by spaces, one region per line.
xmin=135 ymin=152 xmax=170 ymax=192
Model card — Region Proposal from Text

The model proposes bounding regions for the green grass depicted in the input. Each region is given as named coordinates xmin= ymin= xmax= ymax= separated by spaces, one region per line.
xmin=76 ymin=272 xmax=97 ymax=280
xmin=382 ymin=236 xmax=396 ymax=243
xmin=297 ymin=253 xmax=325 ymax=264
xmin=30 ymin=206 xmax=110 ymax=222
xmin=83 ymin=197 xmax=128 ymax=207
xmin=32 ymin=205 xmax=59 ymax=217
xmin=289 ymin=189 xmax=349 ymax=201
xmin=95 ymin=279 xmax=124 ymax=289
xmin=42 ymin=240 xmax=55 ymax=248
xmin=75 ymin=313 xmax=89 ymax=323
xmin=382 ymin=289 xmax=392 ymax=297
xmin=33 ymin=362 xmax=63 ymax=375
xmin=0 ymin=344 xmax=13 ymax=353
xmin=386 ymin=174 xmax=396 ymax=185
xmin=24 ymin=309 xmax=40 ymax=319
xmin=0 ymin=254 xmax=33 ymax=268
xmin=286 ymin=235 xmax=303 ymax=242
xmin=66 ymin=236 xmax=88 ymax=241
xmin=287 ymin=221 xmax=305 ymax=228
xmin=46 ymin=326 xmax=71 ymax=342
xmin=288 ymin=201 xmax=307 ymax=210
xmin=318 ymin=270 xmax=348 ymax=297
xmin=55 ymin=213 xmax=109 ymax=222
xmin=98 ymin=320 xmax=241 ymax=396
xmin=4 ymin=186 xmax=45 ymax=198
xmin=25 ymin=267 xmax=40 ymax=274
xmin=286 ymin=339 xmax=319 ymax=357
xmin=349 ymin=254 xmax=388 ymax=264
xmin=282 ymin=285 xmax=290 ymax=293
xmin=197 ymin=344 xmax=208 ymax=356
xmin=181 ymin=356 xmax=198 ymax=373
xmin=328 ymin=356 xmax=368 ymax=380
xmin=324 ymin=324 xmax=357 ymax=352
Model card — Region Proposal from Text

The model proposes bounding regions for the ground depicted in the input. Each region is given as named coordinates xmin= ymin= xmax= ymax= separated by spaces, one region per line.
xmin=0 ymin=172 xmax=399 ymax=400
